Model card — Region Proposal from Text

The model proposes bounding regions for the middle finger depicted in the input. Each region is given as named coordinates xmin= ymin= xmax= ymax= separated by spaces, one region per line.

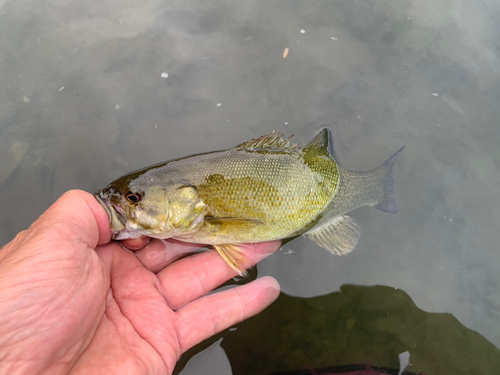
xmin=157 ymin=241 xmax=281 ymax=310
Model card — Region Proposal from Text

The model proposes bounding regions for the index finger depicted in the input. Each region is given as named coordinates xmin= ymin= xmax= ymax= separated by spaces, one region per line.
xmin=135 ymin=238 xmax=207 ymax=273
xmin=158 ymin=241 xmax=281 ymax=310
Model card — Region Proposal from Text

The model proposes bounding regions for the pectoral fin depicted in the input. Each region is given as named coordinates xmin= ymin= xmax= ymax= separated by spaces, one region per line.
xmin=213 ymin=244 xmax=249 ymax=277
xmin=205 ymin=217 xmax=264 ymax=225
xmin=205 ymin=217 xmax=264 ymax=233
xmin=304 ymin=215 xmax=361 ymax=255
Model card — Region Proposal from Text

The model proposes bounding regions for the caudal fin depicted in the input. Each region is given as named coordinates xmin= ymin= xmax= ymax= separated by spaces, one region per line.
xmin=373 ymin=146 xmax=405 ymax=214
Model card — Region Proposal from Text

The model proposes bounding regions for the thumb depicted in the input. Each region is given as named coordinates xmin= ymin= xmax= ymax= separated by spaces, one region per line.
xmin=38 ymin=189 xmax=112 ymax=248
xmin=0 ymin=189 xmax=112 ymax=269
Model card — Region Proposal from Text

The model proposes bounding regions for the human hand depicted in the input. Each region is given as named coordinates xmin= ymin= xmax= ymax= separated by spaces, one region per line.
xmin=0 ymin=190 xmax=281 ymax=375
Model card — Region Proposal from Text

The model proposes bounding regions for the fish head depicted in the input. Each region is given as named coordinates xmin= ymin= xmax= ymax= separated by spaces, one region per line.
xmin=94 ymin=179 xmax=172 ymax=240
xmin=95 ymin=175 xmax=207 ymax=240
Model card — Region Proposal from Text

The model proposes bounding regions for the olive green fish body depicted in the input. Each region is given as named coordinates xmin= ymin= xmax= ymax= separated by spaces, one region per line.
xmin=187 ymin=149 xmax=338 ymax=244
xmin=95 ymin=128 xmax=403 ymax=275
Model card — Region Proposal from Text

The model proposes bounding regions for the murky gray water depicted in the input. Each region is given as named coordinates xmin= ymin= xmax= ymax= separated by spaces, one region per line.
xmin=1 ymin=0 xmax=499 ymax=374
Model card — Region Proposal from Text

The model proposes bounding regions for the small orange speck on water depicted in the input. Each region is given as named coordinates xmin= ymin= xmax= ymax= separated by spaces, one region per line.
xmin=283 ymin=48 xmax=289 ymax=58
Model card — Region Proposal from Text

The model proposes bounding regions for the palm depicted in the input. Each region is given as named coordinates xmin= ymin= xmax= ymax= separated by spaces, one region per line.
xmin=73 ymin=239 xmax=280 ymax=375
xmin=71 ymin=242 xmax=179 ymax=374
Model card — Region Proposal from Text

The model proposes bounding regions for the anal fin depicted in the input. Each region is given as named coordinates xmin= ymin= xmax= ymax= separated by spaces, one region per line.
xmin=213 ymin=244 xmax=249 ymax=277
xmin=304 ymin=215 xmax=361 ymax=255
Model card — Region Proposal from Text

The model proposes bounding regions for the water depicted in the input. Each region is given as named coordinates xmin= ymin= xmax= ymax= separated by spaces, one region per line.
xmin=1 ymin=0 xmax=499 ymax=373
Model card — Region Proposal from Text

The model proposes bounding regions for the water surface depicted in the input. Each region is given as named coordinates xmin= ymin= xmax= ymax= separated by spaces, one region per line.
xmin=1 ymin=1 xmax=499 ymax=374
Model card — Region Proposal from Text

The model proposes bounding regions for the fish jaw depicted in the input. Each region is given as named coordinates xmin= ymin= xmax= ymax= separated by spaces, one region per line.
xmin=94 ymin=191 xmax=131 ymax=238
xmin=111 ymin=228 xmax=144 ymax=240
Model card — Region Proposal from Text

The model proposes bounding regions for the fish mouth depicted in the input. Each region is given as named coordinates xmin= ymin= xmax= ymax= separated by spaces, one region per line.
xmin=94 ymin=191 xmax=111 ymax=220
xmin=94 ymin=191 xmax=126 ymax=233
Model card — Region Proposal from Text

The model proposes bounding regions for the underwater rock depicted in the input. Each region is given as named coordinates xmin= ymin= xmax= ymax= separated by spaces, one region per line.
xmin=218 ymin=284 xmax=500 ymax=375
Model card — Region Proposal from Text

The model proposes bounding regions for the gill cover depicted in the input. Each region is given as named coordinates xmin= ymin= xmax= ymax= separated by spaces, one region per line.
xmin=168 ymin=185 xmax=207 ymax=234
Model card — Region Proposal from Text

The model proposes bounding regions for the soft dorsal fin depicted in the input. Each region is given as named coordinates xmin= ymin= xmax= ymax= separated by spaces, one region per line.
xmin=234 ymin=131 xmax=299 ymax=151
xmin=302 ymin=127 xmax=338 ymax=161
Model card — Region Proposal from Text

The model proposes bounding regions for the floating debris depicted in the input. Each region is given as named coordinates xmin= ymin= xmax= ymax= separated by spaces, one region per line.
xmin=216 ymin=103 xmax=222 ymax=107
xmin=331 ymin=36 xmax=338 ymax=40
xmin=161 ymin=72 xmax=169 ymax=78
xmin=300 ymin=29 xmax=305 ymax=34
xmin=432 ymin=93 xmax=439 ymax=97
xmin=398 ymin=351 xmax=410 ymax=375
xmin=283 ymin=47 xmax=289 ymax=58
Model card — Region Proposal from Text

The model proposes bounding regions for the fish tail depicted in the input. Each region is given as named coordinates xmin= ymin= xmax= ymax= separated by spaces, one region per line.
xmin=372 ymin=146 xmax=405 ymax=214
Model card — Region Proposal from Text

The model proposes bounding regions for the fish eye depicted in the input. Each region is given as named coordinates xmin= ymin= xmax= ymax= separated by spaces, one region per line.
xmin=126 ymin=192 xmax=142 ymax=203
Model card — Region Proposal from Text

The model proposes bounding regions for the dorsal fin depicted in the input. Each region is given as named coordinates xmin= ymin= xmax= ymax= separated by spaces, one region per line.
xmin=302 ymin=128 xmax=338 ymax=160
xmin=234 ymin=131 xmax=299 ymax=151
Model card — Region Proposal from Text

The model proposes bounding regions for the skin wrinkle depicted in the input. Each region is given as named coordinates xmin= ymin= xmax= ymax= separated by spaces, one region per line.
xmin=176 ymin=302 xmax=209 ymax=353
xmin=159 ymin=257 xmax=194 ymax=310
xmin=106 ymin=250 xmax=175 ymax=373
xmin=155 ymin=333 xmax=179 ymax=375
xmin=102 ymin=292 xmax=155 ymax=374
xmin=0 ymin=253 xmax=84 ymax=277
xmin=1 ymin=267 xmax=102 ymax=370
xmin=105 ymin=292 xmax=133 ymax=346
xmin=82 ymin=193 xmax=111 ymax=246
xmin=233 ymin=286 xmax=250 ymax=322
xmin=76 ymin=300 xmax=144 ymax=375
xmin=64 ymin=190 xmax=106 ymax=247
xmin=173 ymin=257 xmax=202 ymax=308
xmin=176 ymin=284 xmax=251 ymax=353
xmin=205 ymin=295 xmax=221 ymax=339
xmin=109 ymin=266 xmax=142 ymax=300
xmin=1 ymin=327 xmax=85 ymax=375
xmin=71 ymin=297 xmax=107 ymax=366
xmin=0 ymin=232 xmax=28 ymax=263
xmin=152 ymin=276 xmax=167 ymax=304
xmin=191 ymin=254 xmax=217 ymax=302
xmin=41 ymin=215 xmax=95 ymax=252
xmin=112 ymin=279 xmax=172 ymax=374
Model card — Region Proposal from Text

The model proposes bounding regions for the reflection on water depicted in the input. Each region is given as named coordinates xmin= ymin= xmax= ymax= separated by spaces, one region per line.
xmin=1 ymin=0 xmax=500 ymax=374
xmin=175 ymin=285 xmax=500 ymax=375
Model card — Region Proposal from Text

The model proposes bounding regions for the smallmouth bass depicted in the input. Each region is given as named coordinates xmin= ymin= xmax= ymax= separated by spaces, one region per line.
xmin=95 ymin=128 xmax=404 ymax=275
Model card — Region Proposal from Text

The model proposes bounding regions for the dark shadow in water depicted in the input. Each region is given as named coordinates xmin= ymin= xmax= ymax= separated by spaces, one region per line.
xmin=174 ymin=284 xmax=500 ymax=375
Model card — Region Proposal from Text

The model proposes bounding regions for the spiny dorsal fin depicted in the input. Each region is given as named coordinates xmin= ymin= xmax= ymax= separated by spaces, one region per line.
xmin=234 ymin=131 xmax=299 ymax=151
xmin=302 ymin=128 xmax=334 ymax=158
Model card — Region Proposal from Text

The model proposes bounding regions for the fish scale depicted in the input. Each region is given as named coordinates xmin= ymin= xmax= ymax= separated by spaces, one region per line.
xmin=95 ymin=128 xmax=403 ymax=275
xmin=192 ymin=149 xmax=334 ymax=241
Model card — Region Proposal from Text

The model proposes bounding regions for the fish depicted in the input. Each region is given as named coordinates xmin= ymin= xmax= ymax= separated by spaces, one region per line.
xmin=94 ymin=128 xmax=404 ymax=276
